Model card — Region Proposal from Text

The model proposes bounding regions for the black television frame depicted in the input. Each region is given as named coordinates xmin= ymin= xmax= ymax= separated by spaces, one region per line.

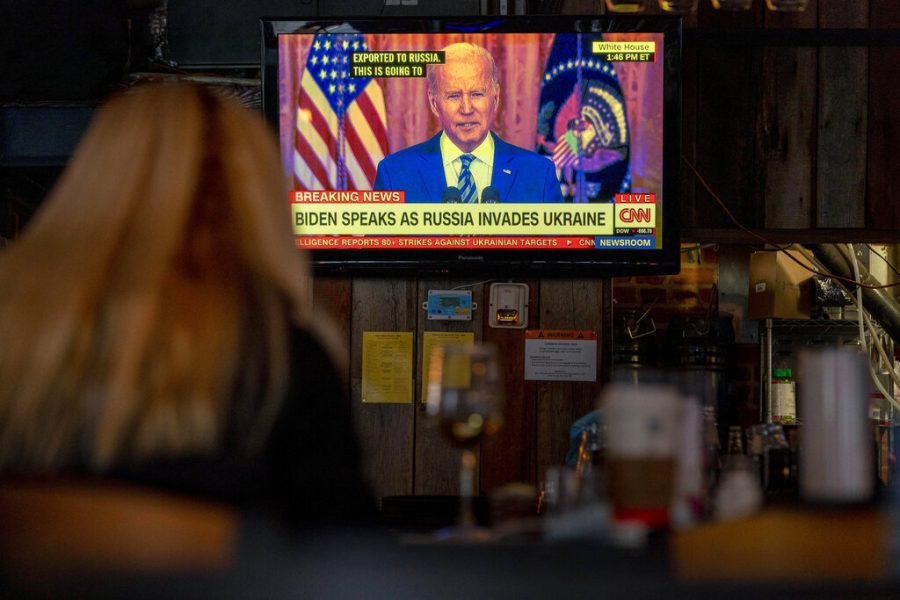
xmin=261 ymin=15 xmax=682 ymax=277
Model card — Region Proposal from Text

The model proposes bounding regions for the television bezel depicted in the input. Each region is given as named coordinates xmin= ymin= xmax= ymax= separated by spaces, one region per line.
xmin=261 ymin=15 xmax=682 ymax=277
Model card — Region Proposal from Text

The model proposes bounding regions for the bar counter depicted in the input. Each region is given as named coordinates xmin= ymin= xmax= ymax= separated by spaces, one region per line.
xmin=5 ymin=503 xmax=899 ymax=600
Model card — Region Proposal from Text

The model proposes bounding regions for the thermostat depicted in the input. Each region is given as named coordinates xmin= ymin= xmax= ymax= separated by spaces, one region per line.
xmin=424 ymin=290 xmax=475 ymax=321
xmin=489 ymin=283 xmax=529 ymax=329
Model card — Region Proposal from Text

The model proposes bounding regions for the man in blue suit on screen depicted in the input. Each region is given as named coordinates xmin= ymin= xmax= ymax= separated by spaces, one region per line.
xmin=374 ymin=43 xmax=565 ymax=204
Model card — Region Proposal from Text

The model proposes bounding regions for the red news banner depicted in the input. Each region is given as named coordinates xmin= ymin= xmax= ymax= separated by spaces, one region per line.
xmin=297 ymin=236 xmax=597 ymax=249
xmin=291 ymin=190 xmax=598 ymax=250
xmin=293 ymin=190 xmax=404 ymax=203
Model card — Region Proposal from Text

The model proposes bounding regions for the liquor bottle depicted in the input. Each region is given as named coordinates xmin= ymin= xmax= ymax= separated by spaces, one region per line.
xmin=764 ymin=424 xmax=795 ymax=494
xmin=726 ymin=425 xmax=744 ymax=454
xmin=721 ymin=425 xmax=747 ymax=470
xmin=713 ymin=425 xmax=763 ymax=519
xmin=701 ymin=406 xmax=722 ymax=507
xmin=746 ymin=424 xmax=767 ymax=488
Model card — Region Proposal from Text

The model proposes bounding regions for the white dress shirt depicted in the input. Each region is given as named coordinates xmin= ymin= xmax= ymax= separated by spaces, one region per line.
xmin=439 ymin=132 xmax=494 ymax=202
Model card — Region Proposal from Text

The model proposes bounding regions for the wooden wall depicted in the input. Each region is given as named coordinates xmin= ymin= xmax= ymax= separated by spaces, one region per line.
xmin=681 ymin=0 xmax=900 ymax=240
xmin=314 ymin=277 xmax=606 ymax=503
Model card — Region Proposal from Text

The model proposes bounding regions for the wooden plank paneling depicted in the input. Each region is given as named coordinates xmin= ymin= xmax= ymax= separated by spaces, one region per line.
xmin=534 ymin=279 xmax=605 ymax=483
xmin=350 ymin=278 xmax=418 ymax=505
xmin=817 ymin=0 xmax=868 ymax=27
xmin=413 ymin=279 xmax=485 ymax=496
xmin=685 ymin=0 xmax=764 ymax=229
xmin=762 ymin=0 xmax=818 ymax=28
xmin=867 ymin=1 xmax=900 ymax=230
xmin=696 ymin=0 xmax=765 ymax=31
xmin=313 ymin=277 xmax=352 ymax=346
xmin=682 ymin=227 xmax=900 ymax=244
xmin=760 ymin=45 xmax=816 ymax=229
xmin=694 ymin=45 xmax=762 ymax=229
xmin=480 ymin=279 xmax=540 ymax=492
xmin=312 ymin=276 xmax=354 ymax=438
xmin=816 ymin=2 xmax=867 ymax=228
xmin=560 ymin=0 xmax=602 ymax=14
xmin=869 ymin=0 xmax=900 ymax=26
xmin=761 ymin=3 xmax=817 ymax=229
xmin=678 ymin=45 xmax=699 ymax=227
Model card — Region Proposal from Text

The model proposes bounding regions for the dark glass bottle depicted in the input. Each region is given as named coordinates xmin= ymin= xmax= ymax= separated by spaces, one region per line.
xmin=764 ymin=424 xmax=795 ymax=495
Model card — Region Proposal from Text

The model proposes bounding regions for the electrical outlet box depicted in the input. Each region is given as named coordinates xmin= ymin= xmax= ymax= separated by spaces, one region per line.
xmin=424 ymin=290 xmax=474 ymax=321
xmin=489 ymin=283 xmax=528 ymax=329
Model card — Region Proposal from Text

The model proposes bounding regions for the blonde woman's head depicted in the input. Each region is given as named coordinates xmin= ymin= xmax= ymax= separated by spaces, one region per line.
xmin=0 ymin=82 xmax=310 ymax=471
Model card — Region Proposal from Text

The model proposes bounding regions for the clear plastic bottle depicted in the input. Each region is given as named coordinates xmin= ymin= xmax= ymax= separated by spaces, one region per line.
xmin=771 ymin=351 xmax=797 ymax=424
xmin=721 ymin=425 xmax=749 ymax=471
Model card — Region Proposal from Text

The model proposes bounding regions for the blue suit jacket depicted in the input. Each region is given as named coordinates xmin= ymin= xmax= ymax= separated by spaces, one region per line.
xmin=374 ymin=132 xmax=564 ymax=203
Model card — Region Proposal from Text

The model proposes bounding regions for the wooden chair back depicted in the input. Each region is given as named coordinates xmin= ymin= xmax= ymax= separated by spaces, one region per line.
xmin=0 ymin=478 xmax=237 ymax=573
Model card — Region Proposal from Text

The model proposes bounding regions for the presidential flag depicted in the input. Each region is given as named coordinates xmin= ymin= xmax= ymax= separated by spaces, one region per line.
xmin=536 ymin=33 xmax=630 ymax=203
xmin=293 ymin=34 xmax=388 ymax=191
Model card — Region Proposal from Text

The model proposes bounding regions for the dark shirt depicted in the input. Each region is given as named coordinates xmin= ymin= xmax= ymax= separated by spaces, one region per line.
xmin=113 ymin=326 xmax=376 ymax=527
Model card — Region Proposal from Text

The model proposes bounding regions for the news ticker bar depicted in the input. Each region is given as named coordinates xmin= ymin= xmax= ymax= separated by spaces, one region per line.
xmin=295 ymin=236 xmax=657 ymax=250
xmin=291 ymin=203 xmax=656 ymax=236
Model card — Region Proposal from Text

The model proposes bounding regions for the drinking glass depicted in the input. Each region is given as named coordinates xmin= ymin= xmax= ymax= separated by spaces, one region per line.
xmin=426 ymin=342 xmax=504 ymax=540
xmin=605 ymin=0 xmax=647 ymax=12
xmin=658 ymin=0 xmax=698 ymax=12
xmin=765 ymin=0 xmax=808 ymax=11
xmin=711 ymin=0 xmax=752 ymax=9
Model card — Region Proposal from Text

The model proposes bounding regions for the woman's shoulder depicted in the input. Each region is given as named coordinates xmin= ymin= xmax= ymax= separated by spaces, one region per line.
xmin=289 ymin=311 xmax=347 ymax=374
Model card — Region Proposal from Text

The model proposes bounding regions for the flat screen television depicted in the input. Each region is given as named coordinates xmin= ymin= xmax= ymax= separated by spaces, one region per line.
xmin=261 ymin=16 xmax=681 ymax=276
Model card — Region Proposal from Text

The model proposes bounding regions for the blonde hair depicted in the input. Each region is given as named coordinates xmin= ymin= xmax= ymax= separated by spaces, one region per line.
xmin=0 ymin=83 xmax=311 ymax=471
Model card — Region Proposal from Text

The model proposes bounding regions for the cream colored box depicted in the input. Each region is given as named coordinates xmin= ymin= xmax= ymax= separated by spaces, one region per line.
xmin=747 ymin=250 xmax=814 ymax=320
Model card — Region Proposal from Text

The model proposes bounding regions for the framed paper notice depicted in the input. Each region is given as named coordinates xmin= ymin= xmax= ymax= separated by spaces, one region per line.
xmin=524 ymin=330 xmax=598 ymax=382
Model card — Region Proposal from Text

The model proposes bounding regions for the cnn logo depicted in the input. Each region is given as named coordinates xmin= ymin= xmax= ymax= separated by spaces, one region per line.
xmin=615 ymin=206 xmax=655 ymax=226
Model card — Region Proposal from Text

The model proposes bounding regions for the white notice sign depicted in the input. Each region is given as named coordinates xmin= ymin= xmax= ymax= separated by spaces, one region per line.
xmin=524 ymin=330 xmax=598 ymax=382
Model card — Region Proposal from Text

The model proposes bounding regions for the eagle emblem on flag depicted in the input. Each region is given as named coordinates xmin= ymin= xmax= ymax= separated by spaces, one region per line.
xmin=536 ymin=33 xmax=630 ymax=203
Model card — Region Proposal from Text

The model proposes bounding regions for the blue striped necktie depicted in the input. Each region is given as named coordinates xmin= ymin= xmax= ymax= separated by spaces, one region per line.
xmin=457 ymin=154 xmax=477 ymax=204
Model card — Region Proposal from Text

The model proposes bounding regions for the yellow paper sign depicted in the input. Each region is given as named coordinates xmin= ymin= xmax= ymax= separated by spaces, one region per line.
xmin=361 ymin=331 xmax=413 ymax=404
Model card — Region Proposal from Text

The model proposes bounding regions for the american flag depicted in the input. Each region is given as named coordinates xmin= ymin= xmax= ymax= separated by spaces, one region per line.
xmin=551 ymin=130 xmax=580 ymax=172
xmin=293 ymin=34 xmax=388 ymax=191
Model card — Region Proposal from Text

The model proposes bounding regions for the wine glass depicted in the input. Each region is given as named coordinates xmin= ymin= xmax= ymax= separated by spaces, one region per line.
xmin=426 ymin=342 xmax=504 ymax=541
